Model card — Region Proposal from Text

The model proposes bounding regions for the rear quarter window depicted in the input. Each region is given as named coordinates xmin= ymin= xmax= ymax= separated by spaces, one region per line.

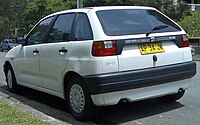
xmin=74 ymin=13 xmax=93 ymax=41
xmin=96 ymin=9 xmax=181 ymax=36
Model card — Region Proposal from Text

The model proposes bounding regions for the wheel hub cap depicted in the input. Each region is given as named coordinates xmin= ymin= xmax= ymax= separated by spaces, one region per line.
xmin=69 ymin=84 xmax=85 ymax=113
xmin=7 ymin=70 xmax=13 ymax=89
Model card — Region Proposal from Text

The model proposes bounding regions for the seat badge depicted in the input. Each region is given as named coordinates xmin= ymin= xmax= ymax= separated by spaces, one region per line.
xmin=150 ymin=37 xmax=155 ymax=42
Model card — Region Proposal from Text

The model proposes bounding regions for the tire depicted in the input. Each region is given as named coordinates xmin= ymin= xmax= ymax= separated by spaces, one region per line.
xmin=157 ymin=90 xmax=185 ymax=103
xmin=7 ymin=46 xmax=11 ymax=51
xmin=66 ymin=75 xmax=98 ymax=121
xmin=5 ymin=65 xmax=19 ymax=93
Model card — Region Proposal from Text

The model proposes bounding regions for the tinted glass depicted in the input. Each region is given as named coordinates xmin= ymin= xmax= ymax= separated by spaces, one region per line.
xmin=74 ymin=13 xmax=93 ymax=41
xmin=96 ymin=9 xmax=181 ymax=36
xmin=48 ymin=14 xmax=74 ymax=43
xmin=8 ymin=40 xmax=16 ymax=43
xmin=27 ymin=17 xmax=54 ymax=45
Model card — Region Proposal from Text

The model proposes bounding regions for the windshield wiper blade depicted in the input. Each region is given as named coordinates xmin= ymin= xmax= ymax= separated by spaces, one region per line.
xmin=146 ymin=25 xmax=169 ymax=37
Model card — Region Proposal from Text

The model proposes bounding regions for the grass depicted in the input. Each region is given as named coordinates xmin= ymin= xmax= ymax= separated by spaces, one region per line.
xmin=193 ymin=54 xmax=200 ymax=60
xmin=0 ymin=99 xmax=50 ymax=125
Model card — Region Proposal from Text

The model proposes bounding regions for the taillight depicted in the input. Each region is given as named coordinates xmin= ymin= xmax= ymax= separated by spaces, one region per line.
xmin=181 ymin=34 xmax=189 ymax=47
xmin=92 ymin=41 xmax=117 ymax=56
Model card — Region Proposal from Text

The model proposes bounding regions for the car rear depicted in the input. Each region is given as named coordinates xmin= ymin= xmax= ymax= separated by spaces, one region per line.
xmin=84 ymin=6 xmax=196 ymax=106
xmin=94 ymin=7 xmax=191 ymax=70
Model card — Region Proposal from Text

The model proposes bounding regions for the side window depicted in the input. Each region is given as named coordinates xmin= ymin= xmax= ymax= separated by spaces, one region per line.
xmin=26 ymin=17 xmax=54 ymax=45
xmin=47 ymin=14 xmax=74 ymax=43
xmin=74 ymin=13 xmax=93 ymax=41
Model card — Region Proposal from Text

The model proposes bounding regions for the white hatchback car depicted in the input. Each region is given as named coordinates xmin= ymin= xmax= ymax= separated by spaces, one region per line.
xmin=3 ymin=6 xmax=196 ymax=120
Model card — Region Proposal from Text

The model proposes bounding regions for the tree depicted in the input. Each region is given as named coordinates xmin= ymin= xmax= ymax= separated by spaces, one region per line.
xmin=0 ymin=0 xmax=28 ymax=40
xmin=178 ymin=12 xmax=200 ymax=37
xmin=17 ymin=0 xmax=76 ymax=35
xmin=83 ymin=0 xmax=163 ymax=8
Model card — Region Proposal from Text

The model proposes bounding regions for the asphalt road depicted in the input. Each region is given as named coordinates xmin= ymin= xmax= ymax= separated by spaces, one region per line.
xmin=0 ymin=52 xmax=200 ymax=125
xmin=0 ymin=52 xmax=6 ymax=85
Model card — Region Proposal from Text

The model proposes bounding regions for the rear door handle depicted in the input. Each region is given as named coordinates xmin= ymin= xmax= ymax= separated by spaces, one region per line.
xmin=59 ymin=49 xmax=68 ymax=53
xmin=33 ymin=49 xmax=39 ymax=55
xmin=59 ymin=47 xmax=68 ymax=55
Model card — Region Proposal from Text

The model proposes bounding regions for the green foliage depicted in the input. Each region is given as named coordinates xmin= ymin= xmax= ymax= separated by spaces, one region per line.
xmin=83 ymin=0 xmax=163 ymax=8
xmin=0 ymin=0 xmax=27 ymax=40
xmin=0 ymin=100 xmax=50 ymax=125
xmin=17 ymin=0 xmax=76 ymax=34
xmin=193 ymin=54 xmax=200 ymax=60
xmin=178 ymin=12 xmax=200 ymax=37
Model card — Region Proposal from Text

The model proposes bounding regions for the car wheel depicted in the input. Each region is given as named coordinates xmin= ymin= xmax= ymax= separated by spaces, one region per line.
xmin=8 ymin=46 xmax=11 ymax=51
xmin=157 ymin=90 xmax=185 ymax=103
xmin=66 ymin=76 xmax=98 ymax=121
xmin=6 ymin=65 xmax=19 ymax=92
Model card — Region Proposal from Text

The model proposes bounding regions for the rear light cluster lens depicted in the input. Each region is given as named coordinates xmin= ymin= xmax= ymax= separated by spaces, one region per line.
xmin=181 ymin=34 xmax=189 ymax=47
xmin=92 ymin=41 xmax=117 ymax=56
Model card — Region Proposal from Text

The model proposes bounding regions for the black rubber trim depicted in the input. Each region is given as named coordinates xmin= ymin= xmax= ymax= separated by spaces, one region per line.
xmin=84 ymin=61 xmax=196 ymax=95
xmin=116 ymin=39 xmax=125 ymax=55
xmin=104 ymin=35 xmax=184 ymax=56
xmin=118 ymin=34 xmax=183 ymax=45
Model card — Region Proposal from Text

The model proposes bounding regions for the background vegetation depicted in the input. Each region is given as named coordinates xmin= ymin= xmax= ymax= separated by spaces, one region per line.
xmin=178 ymin=12 xmax=200 ymax=37
xmin=0 ymin=0 xmax=199 ymax=41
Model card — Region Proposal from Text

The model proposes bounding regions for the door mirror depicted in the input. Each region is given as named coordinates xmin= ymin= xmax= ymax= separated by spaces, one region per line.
xmin=16 ymin=35 xmax=26 ymax=46
xmin=24 ymin=34 xmax=28 ymax=40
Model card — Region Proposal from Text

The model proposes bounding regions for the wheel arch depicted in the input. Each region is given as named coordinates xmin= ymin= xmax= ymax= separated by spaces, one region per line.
xmin=62 ymin=71 xmax=87 ymax=100
xmin=62 ymin=71 xmax=98 ymax=120
xmin=3 ymin=61 xmax=12 ymax=74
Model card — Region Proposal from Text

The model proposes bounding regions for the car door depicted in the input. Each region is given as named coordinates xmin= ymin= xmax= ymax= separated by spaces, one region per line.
xmin=0 ymin=41 xmax=4 ymax=50
xmin=40 ymin=13 xmax=75 ymax=92
xmin=14 ymin=16 xmax=54 ymax=87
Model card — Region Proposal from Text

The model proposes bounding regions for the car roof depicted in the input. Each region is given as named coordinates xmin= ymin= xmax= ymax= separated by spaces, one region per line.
xmin=45 ymin=6 xmax=156 ymax=18
xmin=3 ymin=39 xmax=14 ymax=41
xmin=88 ymin=6 xmax=156 ymax=11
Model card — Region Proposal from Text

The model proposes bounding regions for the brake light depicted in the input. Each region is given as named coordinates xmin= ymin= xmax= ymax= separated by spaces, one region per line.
xmin=181 ymin=34 xmax=189 ymax=47
xmin=92 ymin=41 xmax=117 ymax=56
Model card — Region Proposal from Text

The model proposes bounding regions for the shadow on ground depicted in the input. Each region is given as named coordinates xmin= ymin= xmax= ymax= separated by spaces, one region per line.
xmin=0 ymin=85 xmax=184 ymax=125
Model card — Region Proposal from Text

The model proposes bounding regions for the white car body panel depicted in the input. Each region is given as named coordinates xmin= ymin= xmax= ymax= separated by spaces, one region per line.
xmin=118 ymin=41 xmax=187 ymax=72
xmin=65 ymin=40 xmax=103 ymax=76
xmin=39 ymin=42 xmax=72 ymax=92
xmin=9 ymin=45 xmax=42 ymax=87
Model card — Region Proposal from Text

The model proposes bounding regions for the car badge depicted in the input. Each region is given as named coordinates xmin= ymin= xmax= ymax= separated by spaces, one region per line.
xmin=150 ymin=37 xmax=155 ymax=42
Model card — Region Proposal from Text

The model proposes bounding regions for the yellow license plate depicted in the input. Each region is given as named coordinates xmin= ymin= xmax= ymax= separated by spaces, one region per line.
xmin=138 ymin=42 xmax=165 ymax=55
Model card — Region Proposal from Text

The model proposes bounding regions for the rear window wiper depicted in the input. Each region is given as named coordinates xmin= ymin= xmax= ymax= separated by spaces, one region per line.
xmin=146 ymin=25 xmax=169 ymax=37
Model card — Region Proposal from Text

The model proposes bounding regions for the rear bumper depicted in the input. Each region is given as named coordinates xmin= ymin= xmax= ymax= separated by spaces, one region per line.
xmin=91 ymin=79 xmax=191 ymax=106
xmin=84 ymin=61 xmax=196 ymax=95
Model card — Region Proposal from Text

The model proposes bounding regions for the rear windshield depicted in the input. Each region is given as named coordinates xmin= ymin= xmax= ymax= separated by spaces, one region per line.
xmin=96 ymin=9 xmax=181 ymax=36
